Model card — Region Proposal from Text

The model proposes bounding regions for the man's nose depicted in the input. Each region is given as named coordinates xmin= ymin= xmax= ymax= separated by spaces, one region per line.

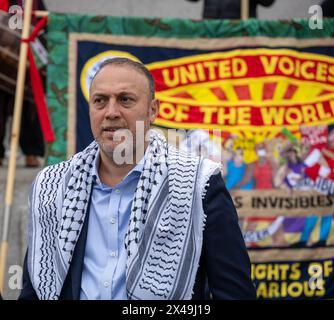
xmin=105 ymin=99 xmax=121 ymax=119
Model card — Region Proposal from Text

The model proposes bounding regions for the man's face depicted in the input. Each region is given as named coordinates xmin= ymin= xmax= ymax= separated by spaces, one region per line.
xmin=89 ymin=64 xmax=159 ymax=159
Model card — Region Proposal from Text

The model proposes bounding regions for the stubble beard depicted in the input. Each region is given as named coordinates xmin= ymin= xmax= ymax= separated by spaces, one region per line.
xmin=95 ymin=119 xmax=151 ymax=165
xmin=96 ymin=134 xmax=136 ymax=165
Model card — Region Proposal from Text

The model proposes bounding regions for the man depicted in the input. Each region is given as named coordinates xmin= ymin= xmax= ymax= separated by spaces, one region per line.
xmin=225 ymin=148 xmax=254 ymax=190
xmin=253 ymin=142 xmax=274 ymax=190
xmin=321 ymin=0 xmax=334 ymax=17
xmin=186 ymin=0 xmax=275 ymax=19
xmin=19 ymin=58 xmax=255 ymax=300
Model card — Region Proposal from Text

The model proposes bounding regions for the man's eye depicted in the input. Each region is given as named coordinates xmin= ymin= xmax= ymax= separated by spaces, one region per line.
xmin=119 ymin=96 xmax=134 ymax=104
xmin=94 ymin=97 xmax=105 ymax=104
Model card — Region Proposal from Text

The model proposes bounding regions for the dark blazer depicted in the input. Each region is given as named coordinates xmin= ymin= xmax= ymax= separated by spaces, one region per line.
xmin=19 ymin=173 xmax=256 ymax=300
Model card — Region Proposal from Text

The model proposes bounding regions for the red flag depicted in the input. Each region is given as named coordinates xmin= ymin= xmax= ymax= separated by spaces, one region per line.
xmin=0 ymin=0 xmax=9 ymax=12
xmin=27 ymin=47 xmax=55 ymax=143
xmin=22 ymin=16 xmax=55 ymax=143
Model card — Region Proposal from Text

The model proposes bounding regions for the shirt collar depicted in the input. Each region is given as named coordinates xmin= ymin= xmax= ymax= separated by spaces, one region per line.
xmin=92 ymin=148 xmax=145 ymax=186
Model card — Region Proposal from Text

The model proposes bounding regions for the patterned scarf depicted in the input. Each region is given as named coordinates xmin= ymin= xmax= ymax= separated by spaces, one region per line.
xmin=27 ymin=130 xmax=221 ymax=300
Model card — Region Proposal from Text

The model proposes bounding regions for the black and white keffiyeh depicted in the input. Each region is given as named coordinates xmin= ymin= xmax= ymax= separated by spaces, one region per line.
xmin=27 ymin=130 xmax=221 ymax=300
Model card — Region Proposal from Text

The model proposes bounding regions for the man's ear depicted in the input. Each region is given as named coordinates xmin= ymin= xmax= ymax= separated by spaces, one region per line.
xmin=149 ymin=99 xmax=160 ymax=123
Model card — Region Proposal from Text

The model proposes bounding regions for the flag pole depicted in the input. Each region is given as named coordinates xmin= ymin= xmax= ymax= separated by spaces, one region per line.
xmin=34 ymin=10 xmax=48 ymax=17
xmin=241 ymin=0 xmax=249 ymax=20
xmin=0 ymin=0 xmax=34 ymax=295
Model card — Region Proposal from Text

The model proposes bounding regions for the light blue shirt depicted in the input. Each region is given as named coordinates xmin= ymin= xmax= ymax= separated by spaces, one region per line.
xmin=80 ymin=151 xmax=143 ymax=300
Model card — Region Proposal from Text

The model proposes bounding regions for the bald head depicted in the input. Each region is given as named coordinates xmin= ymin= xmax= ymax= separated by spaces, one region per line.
xmin=90 ymin=57 xmax=155 ymax=100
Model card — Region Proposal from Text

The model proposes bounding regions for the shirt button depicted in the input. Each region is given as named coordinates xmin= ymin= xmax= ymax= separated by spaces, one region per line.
xmin=103 ymin=281 xmax=110 ymax=287
xmin=110 ymin=251 xmax=117 ymax=257
xmin=110 ymin=218 xmax=116 ymax=224
xmin=115 ymin=189 xmax=120 ymax=193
